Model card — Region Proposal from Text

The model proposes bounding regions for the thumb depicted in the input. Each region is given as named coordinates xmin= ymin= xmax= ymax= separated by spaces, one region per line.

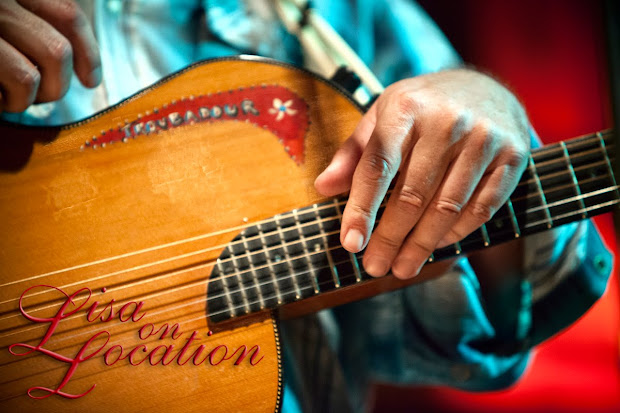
xmin=314 ymin=104 xmax=377 ymax=196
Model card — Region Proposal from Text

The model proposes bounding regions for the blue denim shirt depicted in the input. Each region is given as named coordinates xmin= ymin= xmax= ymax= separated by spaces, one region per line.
xmin=3 ymin=1 xmax=612 ymax=412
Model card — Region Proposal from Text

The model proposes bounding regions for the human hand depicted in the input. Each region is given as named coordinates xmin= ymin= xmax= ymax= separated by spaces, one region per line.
xmin=314 ymin=69 xmax=530 ymax=279
xmin=0 ymin=0 xmax=100 ymax=113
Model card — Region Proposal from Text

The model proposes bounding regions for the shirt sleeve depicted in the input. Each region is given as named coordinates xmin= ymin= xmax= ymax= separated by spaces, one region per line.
xmin=332 ymin=216 xmax=611 ymax=400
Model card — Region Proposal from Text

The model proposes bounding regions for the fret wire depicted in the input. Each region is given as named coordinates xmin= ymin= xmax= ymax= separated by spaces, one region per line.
xmin=209 ymin=191 xmax=619 ymax=318
xmin=480 ymin=223 xmax=490 ymax=246
xmin=350 ymin=252 xmax=363 ymax=281
xmin=597 ymin=131 xmax=620 ymax=200
xmin=256 ymin=222 xmax=284 ymax=305
xmin=332 ymin=198 xmax=362 ymax=282
xmin=506 ymin=198 xmax=521 ymax=237
xmin=529 ymin=185 xmax=619 ymax=213
xmin=208 ymin=188 xmax=620 ymax=313
xmin=560 ymin=141 xmax=587 ymax=218
xmin=65 ymin=133 xmax=611 ymax=291
xmin=206 ymin=130 xmax=618 ymax=314
xmin=209 ymin=179 xmax=620 ymax=297
xmin=215 ymin=258 xmax=237 ymax=317
xmin=532 ymin=158 xmax=609 ymax=189
xmin=313 ymin=203 xmax=341 ymax=288
xmin=292 ymin=208 xmax=320 ymax=293
xmin=528 ymin=157 xmax=553 ymax=228
xmin=533 ymin=137 xmax=610 ymax=164
xmin=217 ymin=155 xmax=614 ymax=276
xmin=531 ymin=130 xmax=613 ymax=159
xmin=9 ymin=133 xmax=613 ymax=318
xmin=209 ymin=269 xmax=365 ymax=320
xmin=213 ymin=197 xmax=620 ymax=319
xmin=193 ymin=147 xmax=620 ymax=274
xmin=514 ymin=173 xmax=607 ymax=204
xmin=225 ymin=245 xmax=251 ymax=314
xmin=524 ymin=198 xmax=620 ymax=229
xmin=239 ymin=232 xmax=266 ymax=309
xmin=274 ymin=215 xmax=302 ymax=300
xmin=454 ymin=241 xmax=462 ymax=255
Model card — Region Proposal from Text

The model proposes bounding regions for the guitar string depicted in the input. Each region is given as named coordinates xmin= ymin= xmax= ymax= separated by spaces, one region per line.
xmin=182 ymin=196 xmax=620 ymax=322
xmin=2 ymin=134 xmax=616 ymax=324
xmin=5 ymin=192 xmax=613 ymax=387
xmin=1 ymin=266 xmax=382 ymax=375
xmin=5 ymin=182 xmax=615 ymax=371
xmin=178 ymin=183 xmax=620 ymax=306
xmin=3 ymin=158 xmax=615 ymax=314
xmin=3 ymin=132 xmax=614 ymax=306
xmin=4 ymin=192 xmax=617 ymax=364
xmin=199 ymin=177 xmax=620 ymax=303
xmin=6 ymin=181 xmax=616 ymax=375
xmin=6 ymin=179 xmax=618 ymax=325
xmin=1 ymin=131 xmax=613 ymax=290
xmin=63 ymin=195 xmax=620 ymax=337
xmin=3 ymin=134 xmax=617 ymax=376
xmin=4 ymin=150 xmax=615 ymax=312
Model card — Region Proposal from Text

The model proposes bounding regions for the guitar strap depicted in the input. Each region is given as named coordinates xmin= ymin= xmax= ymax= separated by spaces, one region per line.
xmin=273 ymin=0 xmax=384 ymax=105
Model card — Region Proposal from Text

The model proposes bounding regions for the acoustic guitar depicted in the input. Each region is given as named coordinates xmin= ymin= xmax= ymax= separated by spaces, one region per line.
xmin=0 ymin=57 xmax=616 ymax=412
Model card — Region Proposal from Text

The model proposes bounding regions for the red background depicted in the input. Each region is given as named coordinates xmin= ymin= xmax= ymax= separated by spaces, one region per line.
xmin=373 ymin=1 xmax=620 ymax=411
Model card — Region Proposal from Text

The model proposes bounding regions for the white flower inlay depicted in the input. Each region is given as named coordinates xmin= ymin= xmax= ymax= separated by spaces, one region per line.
xmin=269 ymin=98 xmax=297 ymax=121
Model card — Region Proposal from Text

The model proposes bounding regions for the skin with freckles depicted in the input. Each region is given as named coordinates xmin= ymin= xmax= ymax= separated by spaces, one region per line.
xmin=0 ymin=0 xmax=101 ymax=113
xmin=314 ymin=69 xmax=531 ymax=279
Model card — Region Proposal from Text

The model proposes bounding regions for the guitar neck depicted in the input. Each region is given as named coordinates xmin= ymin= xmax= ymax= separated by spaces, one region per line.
xmin=206 ymin=130 xmax=618 ymax=323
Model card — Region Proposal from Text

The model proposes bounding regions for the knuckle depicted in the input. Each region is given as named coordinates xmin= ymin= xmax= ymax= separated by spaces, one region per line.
xmin=46 ymin=37 xmax=72 ymax=66
xmin=56 ymin=0 xmax=81 ymax=25
xmin=434 ymin=197 xmax=463 ymax=217
xmin=0 ymin=1 xmax=20 ymax=15
xmin=445 ymin=228 xmax=465 ymax=243
xmin=470 ymin=202 xmax=495 ymax=222
xmin=396 ymin=184 xmax=425 ymax=211
xmin=407 ymin=236 xmax=434 ymax=256
xmin=15 ymin=67 xmax=40 ymax=93
xmin=348 ymin=202 xmax=374 ymax=222
xmin=394 ymin=91 xmax=420 ymax=115
xmin=504 ymin=146 xmax=529 ymax=168
xmin=470 ymin=124 xmax=494 ymax=151
xmin=380 ymin=91 xmax=418 ymax=132
xmin=373 ymin=230 xmax=403 ymax=250
xmin=361 ymin=152 xmax=397 ymax=182
xmin=8 ymin=67 xmax=41 ymax=111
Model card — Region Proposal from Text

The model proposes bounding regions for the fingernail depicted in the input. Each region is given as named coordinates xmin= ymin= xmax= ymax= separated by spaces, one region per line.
xmin=89 ymin=66 xmax=102 ymax=87
xmin=343 ymin=229 xmax=364 ymax=252
xmin=364 ymin=255 xmax=390 ymax=277
xmin=392 ymin=258 xmax=424 ymax=279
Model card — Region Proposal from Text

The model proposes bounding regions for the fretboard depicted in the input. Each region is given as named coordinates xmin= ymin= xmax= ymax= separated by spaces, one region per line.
xmin=206 ymin=130 xmax=617 ymax=322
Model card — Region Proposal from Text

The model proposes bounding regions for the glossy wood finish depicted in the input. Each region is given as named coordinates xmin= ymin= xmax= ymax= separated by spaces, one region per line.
xmin=0 ymin=58 xmax=364 ymax=413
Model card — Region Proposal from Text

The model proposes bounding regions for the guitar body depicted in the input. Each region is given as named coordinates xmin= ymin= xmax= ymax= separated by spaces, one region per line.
xmin=0 ymin=58 xmax=363 ymax=412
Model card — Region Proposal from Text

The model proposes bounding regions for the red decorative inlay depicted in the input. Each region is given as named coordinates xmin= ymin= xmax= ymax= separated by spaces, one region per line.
xmin=84 ymin=85 xmax=309 ymax=164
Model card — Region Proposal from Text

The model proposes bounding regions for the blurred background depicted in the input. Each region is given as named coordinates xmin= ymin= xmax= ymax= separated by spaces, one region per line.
xmin=373 ymin=0 xmax=620 ymax=411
